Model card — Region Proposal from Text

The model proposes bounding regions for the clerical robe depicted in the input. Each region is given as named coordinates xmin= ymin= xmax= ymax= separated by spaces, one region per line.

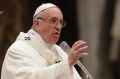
xmin=1 ymin=32 xmax=82 ymax=79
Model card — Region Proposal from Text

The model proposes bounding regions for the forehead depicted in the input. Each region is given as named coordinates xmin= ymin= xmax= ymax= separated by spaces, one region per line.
xmin=40 ymin=8 xmax=63 ymax=19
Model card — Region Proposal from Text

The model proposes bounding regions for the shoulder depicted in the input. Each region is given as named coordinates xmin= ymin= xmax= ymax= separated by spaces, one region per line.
xmin=7 ymin=39 xmax=36 ymax=57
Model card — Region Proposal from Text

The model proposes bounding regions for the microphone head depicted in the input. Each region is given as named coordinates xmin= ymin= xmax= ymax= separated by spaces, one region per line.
xmin=59 ymin=41 xmax=70 ymax=54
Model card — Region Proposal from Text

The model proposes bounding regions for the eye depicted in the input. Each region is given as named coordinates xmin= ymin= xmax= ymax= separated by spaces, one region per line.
xmin=49 ymin=18 xmax=58 ymax=24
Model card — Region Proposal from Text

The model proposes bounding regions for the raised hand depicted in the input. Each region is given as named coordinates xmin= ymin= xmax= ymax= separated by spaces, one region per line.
xmin=68 ymin=40 xmax=88 ymax=67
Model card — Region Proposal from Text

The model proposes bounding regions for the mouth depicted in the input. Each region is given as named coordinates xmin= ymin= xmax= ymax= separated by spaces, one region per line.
xmin=53 ymin=32 xmax=60 ymax=37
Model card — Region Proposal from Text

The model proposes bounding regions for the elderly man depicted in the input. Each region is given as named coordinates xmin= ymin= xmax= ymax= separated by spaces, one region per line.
xmin=1 ymin=3 xmax=88 ymax=79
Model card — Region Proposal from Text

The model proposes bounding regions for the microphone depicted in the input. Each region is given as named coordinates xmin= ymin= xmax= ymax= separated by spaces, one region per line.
xmin=59 ymin=41 xmax=93 ymax=79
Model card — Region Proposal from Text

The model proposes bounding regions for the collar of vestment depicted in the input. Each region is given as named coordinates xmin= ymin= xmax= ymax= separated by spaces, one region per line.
xmin=16 ymin=32 xmax=63 ymax=65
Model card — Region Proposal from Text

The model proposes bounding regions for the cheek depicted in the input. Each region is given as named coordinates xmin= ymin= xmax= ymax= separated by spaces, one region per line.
xmin=41 ymin=27 xmax=52 ymax=38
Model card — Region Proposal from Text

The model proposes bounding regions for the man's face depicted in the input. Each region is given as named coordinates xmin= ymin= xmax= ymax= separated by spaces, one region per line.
xmin=34 ymin=8 xmax=63 ymax=44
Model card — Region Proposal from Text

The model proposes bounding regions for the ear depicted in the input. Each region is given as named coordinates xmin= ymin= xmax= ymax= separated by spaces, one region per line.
xmin=33 ymin=19 xmax=40 ymax=31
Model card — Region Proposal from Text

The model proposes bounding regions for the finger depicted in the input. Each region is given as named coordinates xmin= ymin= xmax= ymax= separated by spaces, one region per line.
xmin=72 ymin=40 xmax=83 ymax=48
xmin=78 ymin=53 xmax=88 ymax=59
xmin=72 ymin=52 xmax=88 ymax=61
xmin=76 ymin=46 xmax=88 ymax=54
xmin=68 ymin=53 xmax=88 ymax=66
xmin=73 ymin=42 xmax=87 ymax=51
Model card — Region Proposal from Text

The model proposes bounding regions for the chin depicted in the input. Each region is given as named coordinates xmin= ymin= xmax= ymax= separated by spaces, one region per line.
xmin=49 ymin=39 xmax=58 ymax=44
xmin=50 ymin=41 xmax=58 ymax=44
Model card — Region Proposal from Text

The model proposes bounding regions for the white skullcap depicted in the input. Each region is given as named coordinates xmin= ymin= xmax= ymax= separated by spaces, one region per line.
xmin=33 ymin=3 xmax=58 ymax=18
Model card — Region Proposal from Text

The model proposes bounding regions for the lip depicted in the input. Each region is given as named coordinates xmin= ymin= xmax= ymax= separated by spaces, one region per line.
xmin=53 ymin=32 xmax=60 ymax=36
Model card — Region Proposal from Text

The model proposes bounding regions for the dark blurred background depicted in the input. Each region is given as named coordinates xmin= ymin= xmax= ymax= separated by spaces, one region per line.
xmin=0 ymin=0 xmax=120 ymax=79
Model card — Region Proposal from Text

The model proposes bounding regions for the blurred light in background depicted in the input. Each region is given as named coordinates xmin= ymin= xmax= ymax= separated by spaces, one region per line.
xmin=0 ymin=11 xmax=3 ymax=14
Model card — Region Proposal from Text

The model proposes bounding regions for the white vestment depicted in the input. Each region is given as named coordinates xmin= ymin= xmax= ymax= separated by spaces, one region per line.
xmin=1 ymin=31 xmax=82 ymax=79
